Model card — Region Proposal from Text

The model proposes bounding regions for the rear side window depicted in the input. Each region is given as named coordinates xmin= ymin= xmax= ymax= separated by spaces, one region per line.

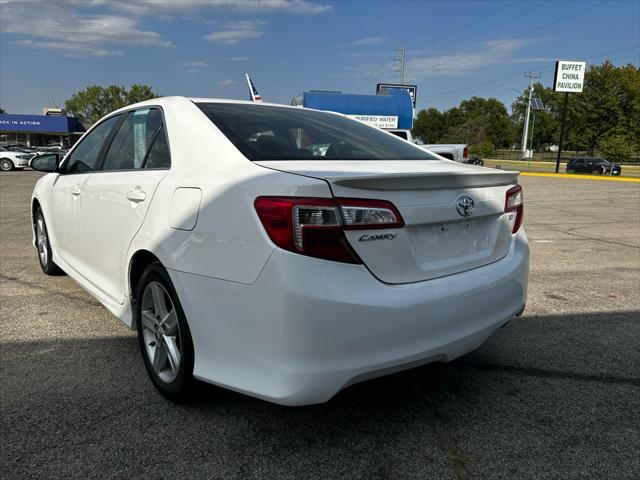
xmin=144 ymin=126 xmax=171 ymax=169
xmin=197 ymin=103 xmax=437 ymax=161
xmin=65 ymin=115 xmax=120 ymax=173
xmin=102 ymin=108 xmax=166 ymax=171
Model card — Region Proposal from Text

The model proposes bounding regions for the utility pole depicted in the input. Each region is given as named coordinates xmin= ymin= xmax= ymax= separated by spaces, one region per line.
xmin=521 ymin=71 xmax=541 ymax=160
xmin=393 ymin=44 xmax=406 ymax=84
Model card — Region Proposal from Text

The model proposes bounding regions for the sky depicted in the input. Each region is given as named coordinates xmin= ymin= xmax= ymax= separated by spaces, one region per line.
xmin=1 ymin=0 xmax=639 ymax=115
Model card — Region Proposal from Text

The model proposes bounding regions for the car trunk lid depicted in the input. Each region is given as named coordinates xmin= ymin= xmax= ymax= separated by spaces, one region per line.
xmin=256 ymin=160 xmax=520 ymax=284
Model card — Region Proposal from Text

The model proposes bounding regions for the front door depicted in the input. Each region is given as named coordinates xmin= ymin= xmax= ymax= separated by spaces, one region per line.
xmin=47 ymin=114 xmax=121 ymax=270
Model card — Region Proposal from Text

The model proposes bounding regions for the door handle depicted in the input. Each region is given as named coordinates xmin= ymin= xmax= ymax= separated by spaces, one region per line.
xmin=71 ymin=185 xmax=82 ymax=196
xmin=126 ymin=189 xmax=146 ymax=203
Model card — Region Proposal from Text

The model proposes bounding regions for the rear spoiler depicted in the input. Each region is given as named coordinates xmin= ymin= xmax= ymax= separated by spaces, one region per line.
xmin=329 ymin=170 xmax=519 ymax=191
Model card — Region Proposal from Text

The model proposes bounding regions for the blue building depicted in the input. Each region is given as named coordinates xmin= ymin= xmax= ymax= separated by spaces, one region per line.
xmin=0 ymin=112 xmax=85 ymax=147
xmin=292 ymin=89 xmax=414 ymax=131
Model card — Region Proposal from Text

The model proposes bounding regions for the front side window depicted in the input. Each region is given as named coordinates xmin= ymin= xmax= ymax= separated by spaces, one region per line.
xmin=64 ymin=115 xmax=120 ymax=174
xmin=197 ymin=103 xmax=437 ymax=161
xmin=102 ymin=108 xmax=164 ymax=171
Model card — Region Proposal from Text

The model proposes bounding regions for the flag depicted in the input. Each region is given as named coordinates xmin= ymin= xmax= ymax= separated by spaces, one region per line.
xmin=245 ymin=74 xmax=262 ymax=102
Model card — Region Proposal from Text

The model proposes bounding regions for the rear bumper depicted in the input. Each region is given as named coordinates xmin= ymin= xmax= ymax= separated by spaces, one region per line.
xmin=169 ymin=230 xmax=529 ymax=406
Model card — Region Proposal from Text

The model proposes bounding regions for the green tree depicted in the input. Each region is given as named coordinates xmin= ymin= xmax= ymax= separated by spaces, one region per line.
xmin=597 ymin=133 xmax=636 ymax=162
xmin=412 ymin=108 xmax=446 ymax=143
xmin=0 ymin=107 xmax=5 ymax=114
xmin=415 ymin=97 xmax=514 ymax=147
xmin=65 ymin=84 xmax=158 ymax=123
xmin=127 ymin=84 xmax=157 ymax=104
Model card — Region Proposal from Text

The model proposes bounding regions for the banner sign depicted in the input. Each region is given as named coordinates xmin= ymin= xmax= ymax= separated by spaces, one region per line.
xmin=553 ymin=61 xmax=586 ymax=93
xmin=347 ymin=114 xmax=398 ymax=129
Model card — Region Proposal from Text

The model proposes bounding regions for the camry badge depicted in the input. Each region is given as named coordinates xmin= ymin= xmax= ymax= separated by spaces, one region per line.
xmin=359 ymin=233 xmax=397 ymax=242
xmin=456 ymin=195 xmax=475 ymax=217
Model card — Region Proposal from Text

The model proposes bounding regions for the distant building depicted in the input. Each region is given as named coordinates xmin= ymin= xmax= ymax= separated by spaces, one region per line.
xmin=0 ymin=108 xmax=85 ymax=147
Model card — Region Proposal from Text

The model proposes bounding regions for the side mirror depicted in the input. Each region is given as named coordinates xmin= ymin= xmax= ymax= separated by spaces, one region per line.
xmin=31 ymin=154 xmax=59 ymax=173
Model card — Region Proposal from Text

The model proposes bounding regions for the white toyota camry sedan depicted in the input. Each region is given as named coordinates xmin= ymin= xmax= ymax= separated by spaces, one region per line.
xmin=31 ymin=97 xmax=528 ymax=405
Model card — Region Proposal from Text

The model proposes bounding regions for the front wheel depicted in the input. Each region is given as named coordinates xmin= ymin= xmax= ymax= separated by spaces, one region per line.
xmin=35 ymin=208 xmax=64 ymax=275
xmin=0 ymin=158 xmax=14 ymax=171
xmin=136 ymin=262 xmax=195 ymax=401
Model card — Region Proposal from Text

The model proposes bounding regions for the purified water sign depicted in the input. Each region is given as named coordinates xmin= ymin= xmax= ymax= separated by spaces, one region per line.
xmin=553 ymin=61 xmax=586 ymax=93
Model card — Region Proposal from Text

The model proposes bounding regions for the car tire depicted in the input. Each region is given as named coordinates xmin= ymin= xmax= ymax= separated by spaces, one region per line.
xmin=0 ymin=158 xmax=14 ymax=171
xmin=135 ymin=262 xmax=195 ymax=401
xmin=592 ymin=169 xmax=602 ymax=175
xmin=35 ymin=208 xmax=64 ymax=276
xmin=566 ymin=169 xmax=575 ymax=174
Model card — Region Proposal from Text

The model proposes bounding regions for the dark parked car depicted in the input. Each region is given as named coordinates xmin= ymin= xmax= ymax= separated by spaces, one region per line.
xmin=566 ymin=157 xmax=621 ymax=176
xmin=468 ymin=155 xmax=484 ymax=166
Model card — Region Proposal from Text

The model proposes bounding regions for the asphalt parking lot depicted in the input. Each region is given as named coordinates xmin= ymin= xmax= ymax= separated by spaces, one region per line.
xmin=1 ymin=171 xmax=639 ymax=479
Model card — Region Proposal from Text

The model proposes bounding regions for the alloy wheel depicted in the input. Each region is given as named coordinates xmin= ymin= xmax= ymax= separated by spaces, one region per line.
xmin=0 ymin=159 xmax=12 ymax=171
xmin=141 ymin=281 xmax=182 ymax=383
xmin=36 ymin=214 xmax=48 ymax=266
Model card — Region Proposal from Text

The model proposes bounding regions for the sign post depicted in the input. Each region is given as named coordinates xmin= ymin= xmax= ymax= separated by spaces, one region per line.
xmin=553 ymin=60 xmax=586 ymax=173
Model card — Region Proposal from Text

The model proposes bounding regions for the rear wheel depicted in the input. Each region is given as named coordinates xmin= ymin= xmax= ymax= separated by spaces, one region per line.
xmin=0 ymin=158 xmax=14 ymax=171
xmin=567 ymin=169 xmax=576 ymax=174
xmin=136 ymin=262 xmax=195 ymax=401
xmin=592 ymin=168 xmax=602 ymax=175
xmin=35 ymin=208 xmax=64 ymax=275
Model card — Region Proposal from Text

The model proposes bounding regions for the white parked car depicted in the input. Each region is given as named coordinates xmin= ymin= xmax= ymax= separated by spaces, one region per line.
xmin=0 ymin=145 xmax=31 ymax=171
xmin=30 ymin=97 xmax=529 ymax=405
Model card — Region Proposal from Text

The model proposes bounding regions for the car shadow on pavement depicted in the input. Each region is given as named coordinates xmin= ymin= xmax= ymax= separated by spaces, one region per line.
xmin=2 ymin=310 xmax=639 ymax=479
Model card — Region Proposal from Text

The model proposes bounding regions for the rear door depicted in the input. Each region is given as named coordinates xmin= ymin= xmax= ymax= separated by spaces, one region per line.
xmin=76 ymin=108 xmax=171 ymax=303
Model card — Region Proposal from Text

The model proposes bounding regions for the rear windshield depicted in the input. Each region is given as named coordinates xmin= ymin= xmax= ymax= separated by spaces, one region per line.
xmin=197 ymin=103 xmax=437 ymax=161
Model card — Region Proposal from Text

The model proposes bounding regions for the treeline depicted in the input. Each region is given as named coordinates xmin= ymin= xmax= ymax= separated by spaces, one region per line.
xmin=412 ymin=61 xmax=640 ymax=161
xmin=64 ymin=84 xmax=158 ymax=124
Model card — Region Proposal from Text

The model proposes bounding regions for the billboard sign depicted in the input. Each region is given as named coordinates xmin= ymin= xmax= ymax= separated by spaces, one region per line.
xmin=553 ymin=61 xmax=586 ymax=93
xmin=376 ymin=83 xmax=417 ymax=110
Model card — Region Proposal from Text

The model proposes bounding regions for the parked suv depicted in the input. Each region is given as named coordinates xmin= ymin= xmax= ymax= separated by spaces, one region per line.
xmin=566 ymin=157 xmax=621 ymax=176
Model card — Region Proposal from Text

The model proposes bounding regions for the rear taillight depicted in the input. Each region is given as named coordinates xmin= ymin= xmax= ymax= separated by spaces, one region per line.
xmin=463 ymin=146 xmax=468 ymax=158
xmin=254 ymin=196 xmax=404 ymax=264
xmin=505 ymin=185 xmax=523 ymax=234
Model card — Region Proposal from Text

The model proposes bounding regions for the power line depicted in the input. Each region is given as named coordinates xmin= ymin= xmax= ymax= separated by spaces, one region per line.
xmin=409 ymin=1 xmax=519 ymax=52
xmin=341 ymin=0 xmax=608 ymax=97
xmin=415 ymin=52 xmax=639 ymax=106
xmin=420 ymin=46 xmax=639 ymax=102
xmin=409 ymin=1 xmax=549 ymax=55
xmin=339 ymin=1 xmax=523 ymax=93
xmin=408 ymin=0 xmax=609 ymax=75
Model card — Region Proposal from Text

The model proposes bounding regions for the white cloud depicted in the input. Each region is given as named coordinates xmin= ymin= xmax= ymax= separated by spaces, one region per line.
xmin=1 ymin=1 xmax=171 ymax=57
xmin=513 ymin=57 xmax=557 ymax=63
xmin=229 ymin=56 xmax=251 ymax=62
xmin=405 ymin=39 xmax=535 ymax=79
xmin=205 ymin=20 xmax=265 ymax=44
xmin=181 ymin=61 xmax=209 ymax=72
xmin=218 ymin=79 xmax=236 ymax=86
xmin=181 ymin=61 xmax=209 ymax=68
xmin=95 ymin=0 xmax=332 ymax=15
xmin=349 ymin=36 xmax=384 ymax=46
xmin=0 ymin=0 xmax=330 ymax=57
